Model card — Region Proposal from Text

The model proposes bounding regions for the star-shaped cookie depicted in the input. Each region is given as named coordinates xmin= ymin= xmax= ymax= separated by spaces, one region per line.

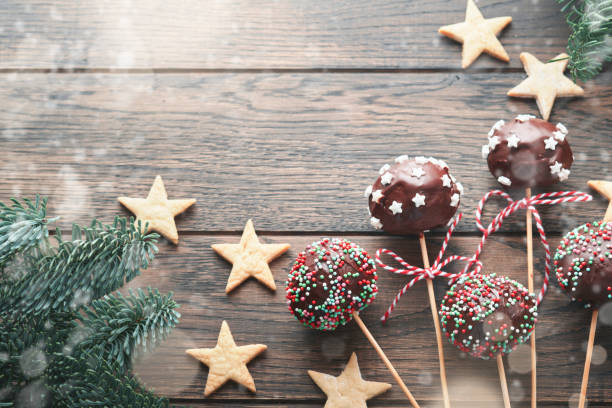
xmin=308 ymin=353 xmax=391 ymax=408
xmin=508 ymin=52 xmax=585 ymax=120
xmin=588 ymin=180 xmax=612 ymax=222
xmin=118 ymin=175 xmax=195 ymax=244
xmin=212 ymin=219 xmax=290 ymax=293
xmin=439 ymin=0 xmax=512 ymax=68
xmin=186 ymin=321 xmax=267 ymax=397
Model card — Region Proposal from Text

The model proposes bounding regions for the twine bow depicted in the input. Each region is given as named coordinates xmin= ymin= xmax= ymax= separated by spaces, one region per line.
xmin=471 ymin=190 xmax=593 ymax=306
xmin=376 ymin=190 xmax=593 ymax=322
xmin=376 ymin=213 xmax=483 ymax=322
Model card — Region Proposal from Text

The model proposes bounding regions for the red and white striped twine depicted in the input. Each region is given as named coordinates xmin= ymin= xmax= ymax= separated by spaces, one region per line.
xmin=376 ymin=213 xmax=483 ymax=322
xmin=471 ymin=190 xmax=592 ymax=306
xmin=376 ymin=190 xmax=592 ymax=322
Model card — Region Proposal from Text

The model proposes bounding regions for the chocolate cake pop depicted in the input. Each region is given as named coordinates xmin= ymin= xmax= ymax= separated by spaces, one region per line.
xmin=365 ymin=156 xmax=462 ymax=234
xmin=554 ymin=222 xmax=612 ymax=308
xmin=483 ymin=115 xmax=573 ymax=189
xmin=439 ymin=273 xmax=537 ymax=359
xmin=286 ymin=238 xmax=378 ymax=331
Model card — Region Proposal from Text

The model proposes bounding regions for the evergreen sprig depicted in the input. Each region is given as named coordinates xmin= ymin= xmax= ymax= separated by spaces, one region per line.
xmin=48 ymin=348 xmax=169 ymax=408
xmin=0 ymin=196 xmax=52 ymax=272
xmin=559 ymin=0 xmax=612 ymax=80
xmin=0 ymin=311 xmax=77 ymax=391
xmin=0 ymin=218 xmax=159 ymax=319
xmin=79 ymin=288 xmax=181 ymax=372
xmin=0 ymin=197 xmax=180 ymax=406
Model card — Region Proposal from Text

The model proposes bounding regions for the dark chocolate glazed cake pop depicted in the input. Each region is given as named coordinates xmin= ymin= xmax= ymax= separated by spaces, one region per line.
xmin=483 ymin=115 xmax=573 ymax=189
xmin=439 ymin=273 xmax=537 ymax=359
xmin=554 ymin=222 xmax=612 ymax=308
xmin=286 ymin=238 xmax=378 ymax=331
xmin=365 ymin=156 xmax=462 ymax=234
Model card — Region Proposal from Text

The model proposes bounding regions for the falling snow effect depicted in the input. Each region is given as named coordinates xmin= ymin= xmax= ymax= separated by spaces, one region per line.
xmin=0 ymin=0 xmax=610 ymax=406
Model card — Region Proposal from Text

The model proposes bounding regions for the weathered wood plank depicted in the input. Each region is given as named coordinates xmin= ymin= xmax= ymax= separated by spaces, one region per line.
xmin=0 ymin=0 xmax=573 ymax=69
xmin=1 ymin=72 xmax=610 ymax=234
xmin=126 ymin=234 xmax=612 ymax=405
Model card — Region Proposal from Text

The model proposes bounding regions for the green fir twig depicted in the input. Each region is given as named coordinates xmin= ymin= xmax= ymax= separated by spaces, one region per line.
xmin=559 ymin=0 xmax=612 ymax=80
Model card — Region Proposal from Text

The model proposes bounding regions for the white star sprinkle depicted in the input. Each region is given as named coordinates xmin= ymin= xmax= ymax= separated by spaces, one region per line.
xmin=507 ymin=133 xmax=521 ymax=148
xmin=556 ymin=122 xmax=568 ymax=134
xmin=441 ymin=174 xmax=452 ymax=188
xmin=370 ymin=217 xmax=383 ymax=229
xmin=381 ymin=172 xmax=393 ymax=185
xmin=412 ymin=193 xmax=426 ymax=207
xmin=389 ymin=201 xmax=403 ymax=215
xmin=412 ymin=167 xmax=425 ymax=178
xmin=456 ymin=182 xmax=464 ymax=195
xmin=544 ymin=136 xmax=558 ymax=150
xmin=364 ymin=185 xmax=373 ymax=198
xmin=415 ymin=156 xmax=427 ymax=164
xmin=395 ymin=155 xmax=409 ymax=163
xmin=450 ymin=193 xmax=460 ymax=207
xmin=549 ymin=161 xmax=563 ymax=175
xmin=379 ymin=164 xmax=390 ymax=175
xmin=437 ymin=159 xmax=449 ymax=169
xmin=488 ymin=120 xmax=505 ymax=137
xmin=371 ymin=189 xmax=383 ymax=203
xmin=482 ymin=144 xmax=490 ymax=158
xmin=553 ymin=130 xmax=566 ymax=142
xmin=497 ymin=176 xmax=512 ymax=186
xmin=558 ymin=168 xmax=570 ymax=182
xmin=516 ymin=114 xmax=535 ymax=122
xmin=489 ymin=136 xmax=501 ymax=150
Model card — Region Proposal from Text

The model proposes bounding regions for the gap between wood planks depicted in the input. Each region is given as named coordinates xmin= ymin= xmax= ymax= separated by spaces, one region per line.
xmin=49 ymin=229 xmax=545 ymax=238
xmin=0 ymin=67 xmax=526 ymax=74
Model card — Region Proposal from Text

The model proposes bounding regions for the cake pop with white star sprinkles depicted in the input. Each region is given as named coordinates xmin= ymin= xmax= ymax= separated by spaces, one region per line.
xmin=439 ymin=273 xmax=537 ymax=359
xmin=286 ymin=238 xmax=379 ymax=331
xmin=483 ymin=116 xmax=573 ymax=188
xmin=365 ymin=156 xmax=462 ymax=234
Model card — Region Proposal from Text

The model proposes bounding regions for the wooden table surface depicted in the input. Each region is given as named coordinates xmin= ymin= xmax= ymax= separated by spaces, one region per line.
xmin=1 ymin=1 xmax=611 ymax=407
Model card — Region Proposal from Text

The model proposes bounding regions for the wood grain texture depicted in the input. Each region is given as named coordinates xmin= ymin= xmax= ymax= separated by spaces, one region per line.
xmin=1 ymin=71 xmax=610 ymax=234
xmin=122 ymin=234 xmax=612 ymax=406
xmin=0 ymin=0 xmax=572 ymax=70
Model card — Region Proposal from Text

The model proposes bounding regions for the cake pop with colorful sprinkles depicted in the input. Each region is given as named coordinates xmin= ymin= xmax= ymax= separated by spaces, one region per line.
xmin=365 ymin=156 xmax=462 ymax=234
xmin=286 ymin=238 xmax=379 ymax=331
xmin=554 ymin=222 xmax=612 ymax=309
xmin=439 ymin=273 xmax=537 ymax=359
xmin=483 ymin=115 xmax=573 ymax=189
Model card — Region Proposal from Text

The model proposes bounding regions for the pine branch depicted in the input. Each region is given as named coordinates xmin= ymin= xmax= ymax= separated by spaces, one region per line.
xmin=48 ymin=347 xmax=169 ymax=408
xmin=0 ymin=196 xmax=53 ymax=274
xmin=0 ymin=312 xmax=77 ymax=400
xmin=559 ymin=0 xmax=612 ymax=80
xmin=0 ymin=218 xmax=159 ymax=319
xmin=78 ymin=288 xmax=181 ymax=372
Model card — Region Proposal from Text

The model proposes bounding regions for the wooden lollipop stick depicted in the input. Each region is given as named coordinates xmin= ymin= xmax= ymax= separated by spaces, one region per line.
xmin=497 ymin=354 xmax=512 ymax=408
xmin=525 ymin=188 xmax=537 ymax=408
xmin=579 ymin=309 xmax=598 ymax=408
xmin=419 ymin=233 xmax=451 ymax=408
xmin=352 ymin=312 xmax=420 ymax=408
